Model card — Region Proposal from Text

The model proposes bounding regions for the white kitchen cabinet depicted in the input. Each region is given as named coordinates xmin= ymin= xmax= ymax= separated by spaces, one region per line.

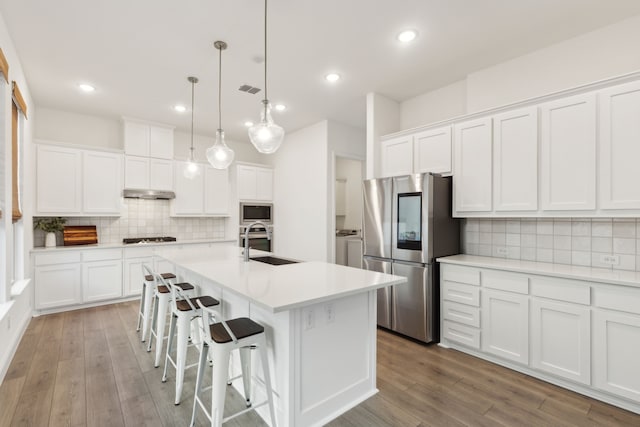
xmin=380 ymin=135 xmax=413 ymax=177
xmin=82 ymin=258 xmax=123 ymax=302
xmin=124 ymin=256 xmax=153 ymax=296
xmin=125 ymin=155 xmax=174 ymax=191
xmin=481 ymin=289 xmax=529 ymax=365
xmin=413 ymin=126 xmax=452 ymax=174
xmin=82 ymin=151 xmax=123 ymax=215
xmin=531 ymin=299 xmax=590 ymax=384
xmin=172 ymin=162 xmax=229 ymax=216
xmin=493 ymin=107 xmax=538 ymax=212
xmin=34 ymin=251 xmax=82 ymax=310
xmin=599 ymin=80 xmax=640 ymax=210
xmin=237 ymin=164 xmax=273 ymax=201
xmin=36 ymin=144 xmax=82 ymax=214
xmin=453 ymin=117 xmax=493 ymax=214
xmin=123 ymin=119 xmax=174 ymax=160
xmin=540 ymin=93 xmax=596 ymax=211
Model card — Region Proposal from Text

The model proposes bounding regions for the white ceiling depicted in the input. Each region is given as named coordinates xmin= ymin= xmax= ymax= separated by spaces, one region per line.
xmin=2 ymin=0 xmax=640 ymax=143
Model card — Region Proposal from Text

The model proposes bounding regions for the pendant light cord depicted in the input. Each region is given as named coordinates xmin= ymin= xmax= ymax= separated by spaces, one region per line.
xmin=190 ymin=79 xmax=195 ymax=154
xmin=264 ymin=0 xmax=268 ymax=103
xmin=218 ymin=44 xmax=223 ymax=131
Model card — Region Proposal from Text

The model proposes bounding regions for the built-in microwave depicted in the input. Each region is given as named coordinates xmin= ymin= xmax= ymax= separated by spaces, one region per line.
xmin=240 ymin=202 xmax=273 ymax=224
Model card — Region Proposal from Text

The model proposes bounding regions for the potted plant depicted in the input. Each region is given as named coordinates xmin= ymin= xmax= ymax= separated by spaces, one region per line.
xmin=34 ymin=217 xmax=67 ymax=247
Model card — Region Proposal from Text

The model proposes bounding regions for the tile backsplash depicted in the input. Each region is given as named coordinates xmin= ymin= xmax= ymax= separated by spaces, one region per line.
xmin=34 ymin=199 xmax=227 ymax=247
xmin=462 ymin=218 xmax=640 ymax=271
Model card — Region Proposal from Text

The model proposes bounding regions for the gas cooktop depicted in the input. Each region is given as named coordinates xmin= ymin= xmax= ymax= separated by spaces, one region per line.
xmin=122 ymin=236 xmax=177 ymax=244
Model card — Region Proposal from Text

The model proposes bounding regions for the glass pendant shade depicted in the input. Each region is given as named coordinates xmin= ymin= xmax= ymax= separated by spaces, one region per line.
xmin=206 ymin=129 xmax=234 ymax=169
xmin=248 ymin=101 xmax=284 ymax=154
xmin=183 ymin=149 xmax=202 ymax=179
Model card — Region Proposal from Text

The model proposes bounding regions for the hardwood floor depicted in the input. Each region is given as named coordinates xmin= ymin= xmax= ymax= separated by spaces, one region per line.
xmin=0 ymin=301 xmax=638 ymax=426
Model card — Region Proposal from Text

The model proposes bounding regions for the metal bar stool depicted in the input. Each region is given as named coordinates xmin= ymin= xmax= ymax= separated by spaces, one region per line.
xmin=136 ymin=266 xmax=176 ymax=342
xmin=190 ymin=300 xmax=277 ymax=427
xmin=145 ymin=265 xmax=196 ymax=367
xmin=161 ymin=275 xmax=221 ymax=405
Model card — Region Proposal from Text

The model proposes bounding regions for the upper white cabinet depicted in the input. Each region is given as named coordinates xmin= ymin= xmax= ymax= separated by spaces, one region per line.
xmin=493 ymin=107 xmax=538 ymax=212
xmin=172 ymin=162 xmax=229 ymax=216
xmin=379 ymin=126 xmax=452 ymax=178
xmin=36 ymin=143 xmax=122 ymax=216
xmin=453 ymin=117 xmax=492 ymax=214
xmin=380 ymin=135 xmax=413 ymax=177
xmin=36 ymin=145 xmax=82 ymax=214
xmin=540 ymin=93 xmax=597 ymax=211
xmin=599 ymin=80 xmax=640 ymax=210
xmin=125 ymin=156 xmax=174 ymax=191
xmin=123 ymin=119 xmax=174 ymax=159
xmin=237 ymin=164 xmax=273 ymax=201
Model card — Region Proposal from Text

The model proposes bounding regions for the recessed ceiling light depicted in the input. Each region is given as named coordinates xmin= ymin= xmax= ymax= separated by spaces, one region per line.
xmin=397 ymin=29 xmax=418 ymax=43
xmin=274 ymin=104 xmax=286 ymax=112
xmin=78 ymin=83 xmax=95 ymax=93
xmin=244 ymin=121 xmax=254 ymax=127
xmin=325 ymin=73 xmax=341 ymax=83
xmin=173 ymin=105 xmax=187 ymax=113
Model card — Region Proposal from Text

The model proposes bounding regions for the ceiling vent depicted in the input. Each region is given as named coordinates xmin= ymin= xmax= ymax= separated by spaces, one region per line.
xmin=239 ymin=84 xmax=261 ymax=94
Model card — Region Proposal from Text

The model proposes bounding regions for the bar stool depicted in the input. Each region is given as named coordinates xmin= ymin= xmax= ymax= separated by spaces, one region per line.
xmin=161 ymin=275 xmax=221 ymax=405
xmin=146 ymin=267 xmax=196 ymax=367
xmin=190 ymin=300 xmax=277 ymax=427
xmin=136 ymin=266 xmax=177 ymax=342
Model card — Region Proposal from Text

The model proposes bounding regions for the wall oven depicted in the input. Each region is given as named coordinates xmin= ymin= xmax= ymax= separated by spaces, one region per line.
xmin=239 ymin=225 xmax=273 ymax=252
xmin=240 ymin=202 xmax=273 ymax=225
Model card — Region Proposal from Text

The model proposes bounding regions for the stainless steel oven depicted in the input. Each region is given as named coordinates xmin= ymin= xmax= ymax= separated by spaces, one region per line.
xmin=239 ymin=225 xmax=273 ymax=252
xmin=240 ymin=203 xmax=273 ymax=225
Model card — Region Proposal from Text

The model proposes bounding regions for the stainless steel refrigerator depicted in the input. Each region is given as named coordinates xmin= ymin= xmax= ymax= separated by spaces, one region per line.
xmin=363 ymin=173 xmax=459 ymax=343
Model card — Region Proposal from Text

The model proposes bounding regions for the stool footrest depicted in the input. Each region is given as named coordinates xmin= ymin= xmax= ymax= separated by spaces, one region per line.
xmin=222 ymin=400 xmax=268 ymax=423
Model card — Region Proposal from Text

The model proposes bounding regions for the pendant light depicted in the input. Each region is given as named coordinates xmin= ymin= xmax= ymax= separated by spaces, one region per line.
xmin=206 ymin=40 xmax=235 ymax=169
xmin=248 ymin=0 xmax=284 ymax=154
xmin=183 ymin=76 xmax=202 ymax=179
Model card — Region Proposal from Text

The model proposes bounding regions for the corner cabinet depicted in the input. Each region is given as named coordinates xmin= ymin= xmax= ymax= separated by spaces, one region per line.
xmin=172 ymin=161 xmax=229 ymax=216
xmin=36 ymin=143 xmax=123 ymax=216
xmin=237 ymin=164 xmax=273 ymax=201
xmin=453 ymin=117 xmax=492 ymax=214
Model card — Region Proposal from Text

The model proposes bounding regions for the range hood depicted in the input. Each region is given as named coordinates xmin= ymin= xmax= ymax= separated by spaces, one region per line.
xmin=122 ymin=189 xmax=176 ymax=200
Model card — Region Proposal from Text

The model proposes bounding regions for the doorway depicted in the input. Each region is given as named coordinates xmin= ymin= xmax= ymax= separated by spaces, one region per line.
xmin=333 ymin=155 xmax=364 ymax=267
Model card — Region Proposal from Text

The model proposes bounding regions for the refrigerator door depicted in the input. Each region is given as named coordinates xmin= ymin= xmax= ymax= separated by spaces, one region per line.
xmin=363 ymin=178 xmax=392 ymax=259
xmin=392 ymin=174 xmax=433 ymax=263
xmin=363 ymin=256 xmax=392 ymax=329
xmin=391 ymin=261 xmax=433 ymax=343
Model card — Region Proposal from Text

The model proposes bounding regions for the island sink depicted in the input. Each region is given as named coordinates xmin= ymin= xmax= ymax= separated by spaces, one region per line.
xmin=250 ymin=255 xmax=299 ymax=266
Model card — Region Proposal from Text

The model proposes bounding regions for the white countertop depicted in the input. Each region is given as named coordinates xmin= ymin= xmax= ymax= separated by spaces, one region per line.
xmin=31 ymin=238 xmax=237 ymax=253
xmin=437 ymin=254 xmax=640 ymax=288
xmin=156 ymin=245 xmax=406 ymax=313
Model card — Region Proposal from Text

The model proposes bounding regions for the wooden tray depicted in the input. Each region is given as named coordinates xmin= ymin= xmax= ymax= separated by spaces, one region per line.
xmin=63 ymin=225 xmax=98 ymax=246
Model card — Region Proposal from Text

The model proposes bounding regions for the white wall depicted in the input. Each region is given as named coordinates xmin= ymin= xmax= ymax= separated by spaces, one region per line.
xmin=35 ymin=107 xmax=121 ymax=149
xmin=466 ymin=14 xmax=640 ymax=113
xmin=400 ymin=80 xmax=467 ymax=130
xmin=273 ymin=121 xmax=329 ymax=261
xmin=0 ymin=10 xmax=35 ymax=382
xmin=365 ymin=93 xmax=399 ymax=179
xmin=173 ymin=129 xmax=268 ymax=165
xmin=335 ymin=157 xmax=363 ymax=231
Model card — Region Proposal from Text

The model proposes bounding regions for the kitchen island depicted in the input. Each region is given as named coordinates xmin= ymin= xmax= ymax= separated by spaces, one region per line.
xmin=155 ymin=244 xmax=406 ymax=427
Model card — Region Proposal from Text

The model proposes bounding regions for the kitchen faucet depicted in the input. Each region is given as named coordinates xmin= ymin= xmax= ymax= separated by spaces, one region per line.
xmin=244 ymin=221 xmax=271 ymax=262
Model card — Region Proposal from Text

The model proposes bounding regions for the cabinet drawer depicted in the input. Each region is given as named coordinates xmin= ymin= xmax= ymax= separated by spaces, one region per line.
xmin=442 ymin=281 xmax=480 ymax=307
xmin=83 ymin=249 xmax=122 ymax=262
xmin=483 ymin=270 xmax=528 ymax=294
xmin=442 ymin=265 xmax=480 ymax=286
xmin=442 ymin=320 xmax=480 ymax=349
xmin=443 ymin=301 xmax=480 ymax=328
xmin=34 ymin=251 xmax=82 ymax=266
xmin=594 ymin=285 xmax=640 ymax=315
xmin=530 ymin=276 xmax=590 ymax=305
xmin=124 ymin=247 xmax=155 ymax=258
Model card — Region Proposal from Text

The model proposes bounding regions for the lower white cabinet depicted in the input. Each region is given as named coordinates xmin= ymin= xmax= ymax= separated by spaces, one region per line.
xmin=82 ymin=249 xmax=123 ymax=302
xmin=481 ymin=289 xmax=529 ymax=365
xmin=531 ymin=299 xmax=591 ymax=384
xmin=35 ymin=263 xmax=82 ymax=310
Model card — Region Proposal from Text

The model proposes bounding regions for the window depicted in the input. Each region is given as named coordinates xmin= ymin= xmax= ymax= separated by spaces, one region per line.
xmin=12 ymin=81 xmax=27 ymax=222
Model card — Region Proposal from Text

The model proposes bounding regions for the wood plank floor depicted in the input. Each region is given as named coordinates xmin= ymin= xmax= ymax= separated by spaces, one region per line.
xmin=0 ymin=301 xmax=638 ymax=427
